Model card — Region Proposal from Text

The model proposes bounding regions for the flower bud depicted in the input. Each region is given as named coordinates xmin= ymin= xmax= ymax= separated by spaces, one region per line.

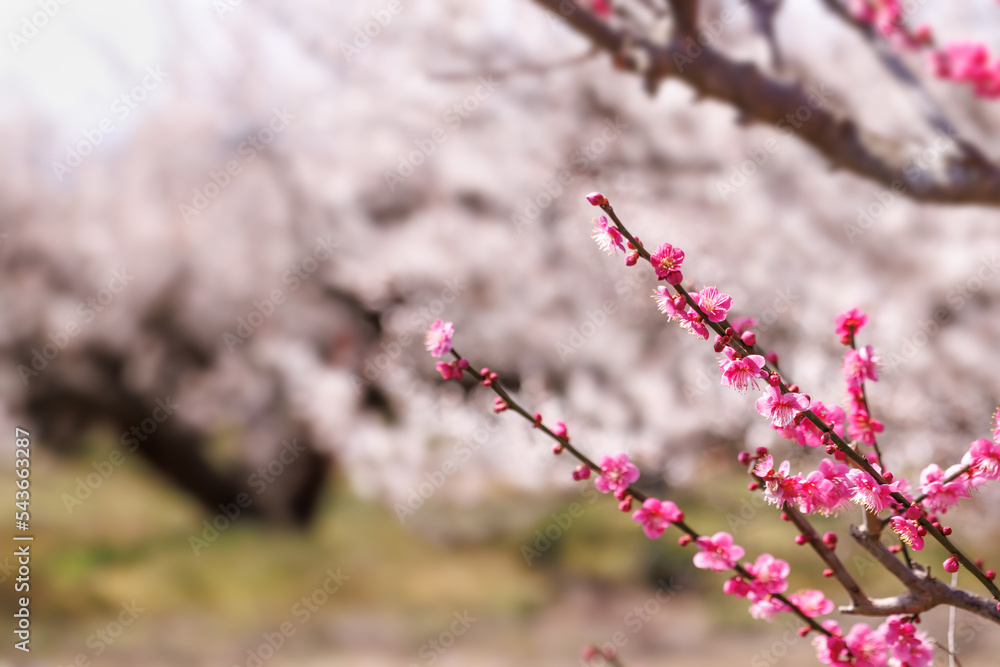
xmin=740 ymin=330 xmax=756 ymax=347
xmin=943 ymin=555 xmax=960 ymax=573
xmin=585 ymin=192 xmax=609 ymax=207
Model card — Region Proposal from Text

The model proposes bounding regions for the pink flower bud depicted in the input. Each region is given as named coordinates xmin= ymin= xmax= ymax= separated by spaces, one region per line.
xmin=823 ymin=532 xmax=838 ymax=549
xmin=740 ymin=330 xmax=756 ymax=346
xmin=904 ymin=505 xmax=922 ymax=521
xmin=586 ymin=192 xmax=609 ymax=207
xmin=766 ymin=351 xmax=779 ymax=366
xmin=943 ymin=555 xmax=960 ymax=573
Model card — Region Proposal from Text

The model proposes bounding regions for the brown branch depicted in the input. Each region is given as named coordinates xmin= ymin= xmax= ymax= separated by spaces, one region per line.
xmin=529 ymin=0 xmax=1000 ymax=206
xmin=847 ymin=524 xmax=1000 ymax=624
xmin=783 ymin=504 xmax=871 ymax=610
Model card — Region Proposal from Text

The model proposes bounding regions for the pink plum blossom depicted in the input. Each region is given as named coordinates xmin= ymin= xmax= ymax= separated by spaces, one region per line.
xmin=844 ymin=623 xmax=888 ymax=667
xmin=812 ymin=620 xmax=850 ymax=666
xmin=632 ymin=498 xmax=682 ymax=539
xmin=918 ymin=463 xmax=970 ymax=514
xmin=835 ymin=307 xmax=868 ymax=344
xmin=594 ymin=452 xmax=640 ymax=495
xmin=435 ymin=360 xmax=467 ymax=380
xmin=718 ymin=347 xmax=766 ymax=393
xmin=843 ymin=345 xmax=880 ymax=388
xmin=650 ymin=242 xmax=685 ymax=284
xmin=589 ymin=0 xmax=612 ymax=18
xmin=881 ymin=616 xmax=934 ymax=667
xmin=744 ymin=553 xmax=790 ymax=596
xmin=847 ymin=469 xmax=898 ymax=513
xmin=677 ymin=309 xmax=709 ymax=339
xmin=787 ymin=589 xmax=834 ymax=617
xmin=652 ymin=286 xmax=685 ymax=319
xmin=932 ymin=42 xmax=1000 ymax=98
xmin=425 ymin=319 xmax=455 ymax=357
xmin=693 ymin=286 xmax=732 ymax=322
xmin=961 ymin=437 xmax=1000 ymax=486
xmin=849 ymin=407 xmax=884 ymax=446
xmin=755 ymin=457 xmax=802 ymax=507
xmin=693 ymin=531 xmax=744 ymax=571
xmin=889 ymin=516 xmax=924 ymax=551
xmin=775 ymin=400 xmax=845 ymax=448
xmin=591 ymin=216 xmax=625 ymax=256
xmin=755 ymin=385 xmax=810 ymax=428
xmin=748 ymin=596 xmax=788 ymax=621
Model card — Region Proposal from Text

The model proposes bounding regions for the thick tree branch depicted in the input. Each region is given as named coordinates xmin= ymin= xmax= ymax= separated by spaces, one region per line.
xmin=531 ymin=0 xmax=1000 ymax=205
xmin=848 ymin=524 xmax=1000 ymax=624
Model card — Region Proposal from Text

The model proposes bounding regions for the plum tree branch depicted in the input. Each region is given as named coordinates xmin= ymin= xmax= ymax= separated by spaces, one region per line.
xmin=529 ymin=0 xmax=1000 ymax=206
xmin=848 ymin=524 xmax=1000 ymax=624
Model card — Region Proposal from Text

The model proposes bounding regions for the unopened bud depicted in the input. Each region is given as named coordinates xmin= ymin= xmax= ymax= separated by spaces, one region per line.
xmin=586 ymin=192 xmax=609 ymax=207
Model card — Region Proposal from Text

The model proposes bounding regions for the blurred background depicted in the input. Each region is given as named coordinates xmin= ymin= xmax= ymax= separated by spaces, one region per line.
xmin=2 ymin=0 xmax=1000 ymax=664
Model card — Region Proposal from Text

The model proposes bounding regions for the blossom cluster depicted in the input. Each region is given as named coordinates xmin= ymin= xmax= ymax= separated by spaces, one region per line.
xmin=814 ymin=615 xmax=934 ymax=667
xmin=422 ymin=191 xmax=1000 ymax=667
xmin=845 ymin=0 xmax=1000 ymax=98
